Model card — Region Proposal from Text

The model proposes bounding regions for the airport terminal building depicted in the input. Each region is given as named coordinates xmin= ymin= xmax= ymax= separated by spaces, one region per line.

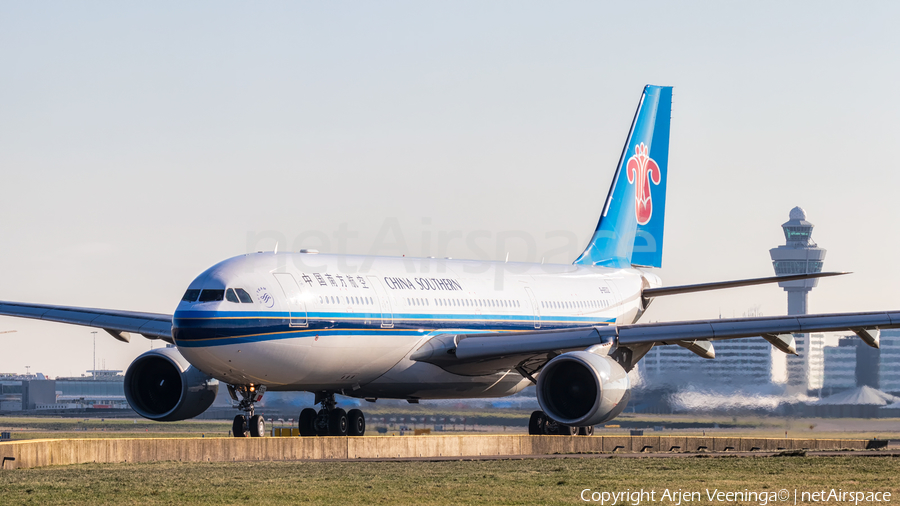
xmin=0 ymin=370 xmax=128 ymax=413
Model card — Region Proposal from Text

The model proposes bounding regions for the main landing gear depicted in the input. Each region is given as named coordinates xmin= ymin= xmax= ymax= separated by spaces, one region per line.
xmin=229 ymin=384 xmax=267 ymax=438
xmin=528 ymin=410 xmax=594 ymax=436
xmin=298 ymin=392 xmax=366 ymax=437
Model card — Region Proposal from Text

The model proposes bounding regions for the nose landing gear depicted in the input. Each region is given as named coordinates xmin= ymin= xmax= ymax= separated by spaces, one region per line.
xmin=229 ymin=384 xmax=267 ymax=438
xmin=298 ymin=392 xmax=366 ymax=437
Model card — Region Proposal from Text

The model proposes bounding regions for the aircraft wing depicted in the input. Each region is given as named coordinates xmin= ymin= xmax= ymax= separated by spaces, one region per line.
xmin=411 ymin=310 xmax=900 ymax=376
xmin=0 ymin=300 xmax=173 ymax=343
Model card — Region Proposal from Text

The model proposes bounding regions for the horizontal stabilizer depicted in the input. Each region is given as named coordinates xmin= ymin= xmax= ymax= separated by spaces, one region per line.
xmin=642 ymin=272 xmax=848 ymax=299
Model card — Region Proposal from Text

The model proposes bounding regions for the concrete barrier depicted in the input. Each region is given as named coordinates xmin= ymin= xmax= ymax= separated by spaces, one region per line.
xmin=0 ymin=436 xmax=871 ymax=470
xmin=659 ymin=436 xmax=687 ymax=452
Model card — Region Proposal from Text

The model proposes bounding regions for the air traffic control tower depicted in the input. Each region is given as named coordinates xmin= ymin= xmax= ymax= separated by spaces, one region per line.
xmin=769 ymin=207 xmax=826 ymax=313
xmin=770 ymin=206 xmax=827 ymax=392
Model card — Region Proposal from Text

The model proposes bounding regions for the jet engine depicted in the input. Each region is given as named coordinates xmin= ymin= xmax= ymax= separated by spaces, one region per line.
xmin=536 ymin=350 xmax=630 ymax=427
xmin=124 ymin=347 xmax=219 ymax=421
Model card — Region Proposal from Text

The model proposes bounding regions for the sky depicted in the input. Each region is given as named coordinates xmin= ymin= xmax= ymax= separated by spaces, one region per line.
xmin=1 ymin=1 xmax=899 ymax=376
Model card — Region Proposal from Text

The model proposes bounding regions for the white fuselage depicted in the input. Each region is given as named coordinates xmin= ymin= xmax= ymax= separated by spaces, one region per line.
xmin=173 ymin=252 xmax=657 ymax=400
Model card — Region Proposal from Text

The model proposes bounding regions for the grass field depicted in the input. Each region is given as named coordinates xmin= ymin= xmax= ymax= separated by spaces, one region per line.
xmin=3 ymin=414 xmax=900 ymax=441
xmin=1 ymin=456 xmax=898 ymax=505
xmin=0 ymin=417 xmax=232 ymax=439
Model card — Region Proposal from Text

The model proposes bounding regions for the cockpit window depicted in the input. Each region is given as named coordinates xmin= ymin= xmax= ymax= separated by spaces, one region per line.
xmin=225 ymin=289 xmax=240 ymax=303
xmin=181 ymin=289 xmax=201 ymax=302
xmin=198 ymin=289 xmax=225 ymax=302
xmin=235 ymin=288 xmax=253 ymax=303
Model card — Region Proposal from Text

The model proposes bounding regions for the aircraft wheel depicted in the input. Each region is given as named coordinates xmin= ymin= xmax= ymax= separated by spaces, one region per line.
xmin=249 ymin=414 xmax=266 ymax=437
xmin=556 ymin=424 xmax=578 ymax=436
xmin=299 ymin=408 xmax=317 ymax=436
xmin=315 ymin=409 xmax=330 ymax=436
xmin=232 ymin=415 xmax=248 ymax=438
xmin=329 ymin=408 xmax=348 ymax=436
xmin=347 ymin=409 xmax=365 ymax=437
xmin=578 ymin=425 xmax=594 ymax=436
xmin=528 ymin=411 xmax=547 ymax=435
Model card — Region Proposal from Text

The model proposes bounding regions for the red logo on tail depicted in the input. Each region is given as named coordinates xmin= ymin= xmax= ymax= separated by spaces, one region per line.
xmin=625 ymin=143 xmax=661 ymax=225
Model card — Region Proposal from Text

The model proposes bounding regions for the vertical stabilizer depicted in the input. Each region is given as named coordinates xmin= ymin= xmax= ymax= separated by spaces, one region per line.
xmin=574 ymin=85 xmax=672 ymax=268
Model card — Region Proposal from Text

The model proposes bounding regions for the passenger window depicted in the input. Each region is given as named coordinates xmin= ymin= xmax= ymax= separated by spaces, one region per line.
xmin=181 ymin=289 xmax=201 ymax=302
xmin=198 ymin=289 xmax=225 ymax=302
xmin=225 ymin=289 xmax=240 ymax=303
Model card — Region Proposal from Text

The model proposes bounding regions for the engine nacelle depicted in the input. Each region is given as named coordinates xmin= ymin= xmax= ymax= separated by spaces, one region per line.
xmin=536 ymin=350 xmax=631 ymax=427
xmin=124 ymin=347 xmax=219 ymax=421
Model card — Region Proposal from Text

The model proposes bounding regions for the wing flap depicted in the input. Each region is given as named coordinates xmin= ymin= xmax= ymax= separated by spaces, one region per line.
xmin=618 ymin=311 xmax=900 ymax=345
xmin=455 ymin=326 xmax=616 ymax=360
xmin=0 ymin=300 xmax=173 ymax=342
xmin=413 ymin=310 xmax=900 ymax=376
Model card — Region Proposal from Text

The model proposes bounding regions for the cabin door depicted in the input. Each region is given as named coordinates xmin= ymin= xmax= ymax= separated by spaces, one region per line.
xmin=367 ymin=276 xmax=394 ymax=328
xmin=273 ymin=273 xmax=308 ymax=327
xmin=524 ymin=287 xmax=541 ymax=329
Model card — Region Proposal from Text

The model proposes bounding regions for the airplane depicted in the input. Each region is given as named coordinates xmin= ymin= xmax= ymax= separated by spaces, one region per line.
xmin=2 ymin=85 xmax=897 ymax=438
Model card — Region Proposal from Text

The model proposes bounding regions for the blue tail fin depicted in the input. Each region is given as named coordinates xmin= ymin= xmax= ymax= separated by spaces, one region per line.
xmin=574 ymin=85 xmax=672 ymax=268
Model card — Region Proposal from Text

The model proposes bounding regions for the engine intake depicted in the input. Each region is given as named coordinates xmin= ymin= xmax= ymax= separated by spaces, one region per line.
xmin=124 ymin=347 xmax=218 ymax=421
xmin=536 ymin=350 xmax=630 ymax=427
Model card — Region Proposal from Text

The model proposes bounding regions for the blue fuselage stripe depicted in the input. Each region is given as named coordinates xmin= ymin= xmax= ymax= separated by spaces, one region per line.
xmin=172 ymin=310 xmax=614 ymax=348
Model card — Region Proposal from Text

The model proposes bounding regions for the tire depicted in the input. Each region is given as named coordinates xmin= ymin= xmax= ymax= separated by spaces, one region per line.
xmin=232 ymin=415 xmax=248 ymax=438
xmin=528 ymin=411 xmax=547 ymax=435
xmin=299 ymin=408 xmax=317 ymax=436
xmin=347 ymin=409 xmax=365 ymax=437
xmin=556 ymin=423 xmax=578 ymax=436
xmin=249 ymin=414 xmax=266 ymax=437
xmin=328 ymin=408 xmax=348 ymax=436
xmin=315 ymin=409 xmax=329 ymax=436
xmin=578 ymin=425 xmax=595 ymax=436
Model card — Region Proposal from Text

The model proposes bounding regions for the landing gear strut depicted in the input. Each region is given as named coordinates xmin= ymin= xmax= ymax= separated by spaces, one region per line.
xmin=229 ymin=384 xmax=267 ymax=438
xmin=528 ymin=410 xmax=593 ymax=436
xmin=298 ymin=392 xmax=366 ymax=437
